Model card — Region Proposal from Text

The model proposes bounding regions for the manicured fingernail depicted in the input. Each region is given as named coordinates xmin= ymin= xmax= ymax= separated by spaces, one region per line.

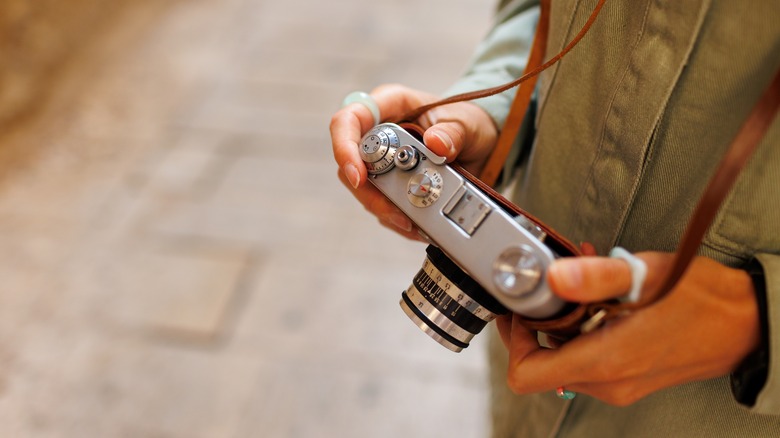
xmin=389 ymin=213 xmax=413 ymax=232
xmin=432 ymin=131 xmax=456 ymax=157
xmin=344 ymin=163 xmax=360 ymax=189
xmin=549 ymin=260 xmax=583 ymax=293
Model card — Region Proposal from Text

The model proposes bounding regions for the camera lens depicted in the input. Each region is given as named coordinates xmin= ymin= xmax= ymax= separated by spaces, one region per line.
xmin=400 ymin=245 xmax=509 ymax=352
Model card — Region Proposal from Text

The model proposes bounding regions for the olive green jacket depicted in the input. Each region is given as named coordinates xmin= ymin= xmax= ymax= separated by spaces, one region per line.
xmin=446 ymin=0 xmax=780 ymax=436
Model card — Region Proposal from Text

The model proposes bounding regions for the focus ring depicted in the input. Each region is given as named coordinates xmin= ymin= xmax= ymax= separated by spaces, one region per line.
xmin=425 ymin=245 xmax=508 ymax=315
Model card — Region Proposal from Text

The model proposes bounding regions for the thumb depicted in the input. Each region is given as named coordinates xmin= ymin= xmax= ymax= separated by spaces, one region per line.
xmin=423 ymin=122 xmax=466 ymax=162
xmin=547 ymin=256 xmax=634 ymax=302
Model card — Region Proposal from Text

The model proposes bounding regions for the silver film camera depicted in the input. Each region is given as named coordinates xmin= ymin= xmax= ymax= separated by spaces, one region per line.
xmin=360 ymin=123 xmax=567 ymax=352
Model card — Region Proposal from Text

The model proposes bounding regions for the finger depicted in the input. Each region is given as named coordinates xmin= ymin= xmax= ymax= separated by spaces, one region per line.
xmin=510 ymin=297 xmax=728 ymax=396
xmin=331 ymin=105 xmax=374 ymax=189
xmin=547 ymin=256 xmax=634 ymax=302
xmin=549 ymin=252 xmax=677 ymax=303
xmin=507 ymin=305 xmax=675 ymax=395
xmin=495 ymin=314 xmax=513 ymax=350
xmin=510 ymin=253 xmax=750 ymax=400
xmin=331 ymin=85 xmax=437 ymax=189
xmin=370 ymin=84 xmax=436 ymax=124
xmin=420 ymin=102 xmax=498 ymax=173
xmin=563 ymin=363 xmax=700 ymax=407
xmin=377 ymin=217 xmax=426 ymax=242
xmin=580 ymin=241 xmax=597 ymax=256
xmin=423 ymin=122 xmax=464 ymax=162
xmin=563 ymin=376 xmax=655 ymax=407
xmin=506 ymin=322 xmax=627 ymax=394
xmin=337 ymin=169 xmax=416 ymax=235
xmin=506 ymin=314 xmax=544 ymax=389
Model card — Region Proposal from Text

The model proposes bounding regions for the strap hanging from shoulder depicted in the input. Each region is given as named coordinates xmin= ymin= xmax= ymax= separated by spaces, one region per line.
xmin=396 ymin=0 xmax=608 ymax=187
xmin=479 ymin=0 xmax=550 ymax=187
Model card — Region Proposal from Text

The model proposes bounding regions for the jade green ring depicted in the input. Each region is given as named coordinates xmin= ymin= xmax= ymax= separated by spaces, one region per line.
xmin=342 ymin=91 xmax=381 ymax=126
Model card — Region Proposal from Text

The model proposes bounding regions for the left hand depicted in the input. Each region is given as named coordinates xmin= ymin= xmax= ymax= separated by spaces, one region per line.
xmin=331 ymin=84 xmax=497 ymax=241
xmin=495 ymin=251 xmax=761 ymax=406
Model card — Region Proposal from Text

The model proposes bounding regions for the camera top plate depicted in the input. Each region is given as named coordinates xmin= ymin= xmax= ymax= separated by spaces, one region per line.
xmin=360 ymin=123 xmax=565 ymax=319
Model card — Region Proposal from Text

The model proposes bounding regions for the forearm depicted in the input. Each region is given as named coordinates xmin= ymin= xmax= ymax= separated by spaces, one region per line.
xmin=444 ymin=0 xmax=540 ymax=128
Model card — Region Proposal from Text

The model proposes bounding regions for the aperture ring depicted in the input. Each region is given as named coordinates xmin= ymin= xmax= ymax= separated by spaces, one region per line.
xmin=404 ymin=286 xmax=478 ymax=344
xmin=419 ymin=258 xmax=499 ymax=322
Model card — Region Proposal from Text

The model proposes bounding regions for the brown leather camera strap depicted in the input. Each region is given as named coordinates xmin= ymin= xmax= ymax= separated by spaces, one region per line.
xmin=479 ymin=0 xmax=550 ymax=187
xmin=397 ymin=0 xmax=607 ymax=190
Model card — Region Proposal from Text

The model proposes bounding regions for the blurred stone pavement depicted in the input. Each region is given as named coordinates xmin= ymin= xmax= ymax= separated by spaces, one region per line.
xmin=0 ymin=0 xmax=495 ymax=437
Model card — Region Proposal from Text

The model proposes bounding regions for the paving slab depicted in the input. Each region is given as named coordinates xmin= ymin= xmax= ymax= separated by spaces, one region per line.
xmin=0 ymin=0 xmax=495 ymax=436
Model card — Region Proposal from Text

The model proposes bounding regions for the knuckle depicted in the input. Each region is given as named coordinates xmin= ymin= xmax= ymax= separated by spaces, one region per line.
xmin=591 ymin=355 xmax=632 ymax=382
xmin=604 ymin=259 xmax=629 ymax=283
xmin=366 ymin=194 xmax=389 ymax=216
xmin=365 ymin=195 xmax=381 ymax=214
xmin=590 ymin=357 xmax=616 ymax=381
xmin=505 ymin=369 xmax=530 ymax=395
xmin=329 ymin=109 xmax=351 ymax=130
xmin=600 ymin=385 xmax=642 ymax=407
xmin=622 ymin=356 xmax=653 ymax=378
xmin=505 ymin=374 xmax=523 ymax=394
xmin=448 ymin=124 xmax=467 ymax=147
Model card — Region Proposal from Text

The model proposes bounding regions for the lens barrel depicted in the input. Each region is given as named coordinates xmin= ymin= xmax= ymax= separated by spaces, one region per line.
xmin=400 ymin=245 xmax=509 ymax=352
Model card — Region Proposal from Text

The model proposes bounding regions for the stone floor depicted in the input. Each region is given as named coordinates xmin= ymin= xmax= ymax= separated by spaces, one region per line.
xmin=0 ymin=0 xmax=495 ymax=436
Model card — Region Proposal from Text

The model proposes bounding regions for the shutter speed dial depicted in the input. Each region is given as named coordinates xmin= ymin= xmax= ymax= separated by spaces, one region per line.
xmin=407 ymin=169 xmax=442 ymax=207
xmin=360 ymin=127 xmax=399 ymax=175
xmin=409 ymin=174 xmax=432 ymax=197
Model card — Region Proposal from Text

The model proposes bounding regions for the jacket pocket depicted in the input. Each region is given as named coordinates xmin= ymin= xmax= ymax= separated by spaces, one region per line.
xmin=704 ymin=127 xmax=780 ymax=260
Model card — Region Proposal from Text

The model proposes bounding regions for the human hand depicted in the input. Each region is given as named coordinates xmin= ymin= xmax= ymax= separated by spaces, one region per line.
xmin=495 ymin=252 xmax=761 ymax=406
xmin=330 ymin=84 xmax=498 ymax=240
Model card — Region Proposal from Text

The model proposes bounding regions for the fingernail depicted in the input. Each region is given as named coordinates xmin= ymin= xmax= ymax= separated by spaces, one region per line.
xmin=389 ymin=213 xmax=413 ymax=232
xmin=432 ymin=131 xmax=456 ymax=157
xmin=344 ymin=163 xmax=360 ymax=189
xmin=549 ymin=260 xmax=583 ymax=293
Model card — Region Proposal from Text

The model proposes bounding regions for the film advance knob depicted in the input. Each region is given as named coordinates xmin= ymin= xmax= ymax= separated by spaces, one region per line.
xmin=492 ymin=245 xmax=542 ymax=298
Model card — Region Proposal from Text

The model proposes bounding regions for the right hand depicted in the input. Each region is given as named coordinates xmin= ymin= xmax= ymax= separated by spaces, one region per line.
xmin=330 ymin=84 xmax=499 ymax=240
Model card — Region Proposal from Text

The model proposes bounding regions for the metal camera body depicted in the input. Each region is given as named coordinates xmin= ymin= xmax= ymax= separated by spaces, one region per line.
xmin=360 ymin=123 xmax=566 ymax=327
